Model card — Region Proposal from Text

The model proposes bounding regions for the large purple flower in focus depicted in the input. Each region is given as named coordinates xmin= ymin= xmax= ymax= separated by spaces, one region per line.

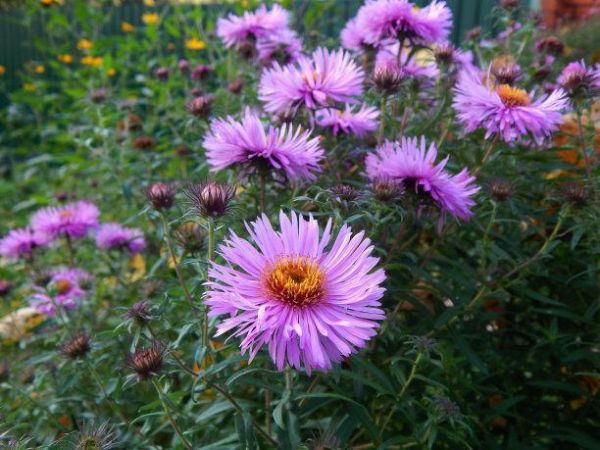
xmin=356 ymin=0 xmax=452 ymax=46
xmin=30 ymin=201 xmax=99 ymax=241
xmin=216 ymin=4 xmax=289 ymax=48
xmin=95 ymin=223 xmax=146 ymax=254
xmin=365 ymin=136 xmax=479 ymax=223
xmin=203 ymin=108 xmax=324 ymax=182
xmin=259 ymin=47 xmax=364 ymax=115
xmin=316 ymin=104 xmax=379 ymax=137
xmin=29 ymin=268 xmax=91 ymax=316
xmin=0 ymin=227 xmax=49 ymax=261
xmin=453 ymin=69 xmax=569 ymax=144
xmin=206 ymin=210 xmax=386 ymax=373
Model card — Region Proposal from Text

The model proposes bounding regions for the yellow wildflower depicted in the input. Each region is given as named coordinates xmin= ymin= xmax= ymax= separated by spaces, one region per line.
xmin=0 ymin=65 xmax=5 ymax=76
xmin=185 ymin=37 xmax=206 ymax=51
xmin=81 ymin=56 xmax=103 ymax=67
xmin=34 ymin=65 xmax=45 ymax=74
xmin=142 ymin=13 xmax=159 ymax=25
xmin=121 ymin=21 xmax=135 ymax=33
xmin=107 ymin=68 xmax=117 ymax=77
xmin=24 ymin=83 xmax=36 ymax=92
xmin=143 ymin=0 xmax=155 ymax=5
xmin=58 ymin=54 xmax=73 ymax=64
xmin=77 ymin=38 xmax=93 ymax=51
xmin=40 ymin=0 xmax=63 ymax=5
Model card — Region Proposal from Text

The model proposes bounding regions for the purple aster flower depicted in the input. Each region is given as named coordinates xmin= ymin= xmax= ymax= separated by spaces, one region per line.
xmin=29 ymin=268 xmax=91 ymax=316
xmin=453 ymin=68 xmax=569 ymax=144
xmin=95 ymin=223 xmax=146 ymax=253
xmin=365 ymin=136 xmax=479 ymax=224
xmin=0 ymin=227 xmax=50 ymax=261
xmin=216 ymin=4 xmax=289 ymax=48
xmin=375 ymin=43 xmax=439 ymax=80
xmin=557 ymin=60 xmax=600 ymax=93
xmin=316 ymin=104 xmax=379 ymax=137
xmin=206 ymin=210 xmax=386 ymax=373
xmin=257 ymin=29 xmax=303 ymax=66
xmin=259 ymin=47 xmax=364 ymax=115
xmin=341 ymin=17 xmax=395 ymax=53
xmin=203 ymin=108 xmax=324 ymax=182
xmin=30 ymin=201 xmax=100 ymax=241
xmin=356 ymin=0 xmax=452 ymax=46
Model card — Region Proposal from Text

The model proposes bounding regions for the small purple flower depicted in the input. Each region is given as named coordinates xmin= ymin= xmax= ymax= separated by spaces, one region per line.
xmin=557 ymin=60 xmax=600 ymax=93
xmin=217 ymin=4 xmax=290 ymax=48
xmin=453 ymin=68 xmax=569 ymax=144
xmin=365 ymin=136 xmax=480 ymax=224
xmin=203 ymin=108 xmax=324 ymax=182
xmin=316 ymin=104 xmax=379 ymax=137
xmin=206 ymin=210 xmax=386 ymax=373
xmin=154 ymin=67 xmax=170 ymax=81
xmin=29 ymin=268 xmax=91 ymax=316
xmin=30 ymin=201 xmax=100 ymax=241
xmin=259 ymin=47 xmax=364 ymax=115
xmin=95 ymin=223 xmax=146 ymax=254
xmin=356 ymin=0 xmax=452 ymax=46
xmin=257 ymin=29 xmax=303 ymax=66
xmin=0 ymin=227 xmax=50 ymax=261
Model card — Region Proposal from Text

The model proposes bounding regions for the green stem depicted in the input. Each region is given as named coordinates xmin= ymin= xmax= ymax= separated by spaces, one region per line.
xmin=205 ymin=217 xmax=216 ymax=349
xmin=259 ymin=172 xmax=267 ymax=214
xmin=378 ymin=96 xmax=387 ymax=145
xmin=151 ymin=378 xmax=193 ymax=450
xmin=84 ymin=359 xmax=130 ymax=426
xmin=379 ymin=352 xmax=423 ymax=437
xmin=160 ymin=213 xmax=198 ymax=318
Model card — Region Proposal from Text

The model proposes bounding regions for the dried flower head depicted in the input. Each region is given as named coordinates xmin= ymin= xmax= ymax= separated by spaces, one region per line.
xmin=491 ymin=60 xmax=521 ymax=85
xmin=154 ymin=67 xmax=170 ymax=81
xmin=371 ymin=178 xmax=405 ymax=202
xmin=562 ymin=183 xmax=588 ymax=207
xmin=184 ymin=181 xmax=235 ymax=218
xmin=173 ymin=222 xmax=206 ymax=254
xmin=74 ymin=421 xmax=118 ymax=450
xmin=373 ymin=66 xmax=403 ymax=94
xmin=228 ymin=78 xmax=244 ymax=94
xmin=132 ymin=136 xmax=155 ymax=151
xmin=146 ymin=182 xmax=175 ymax=210
xmin=329 ymin=184 xmax=361 ymax=203
xmin=127 ymin=340 xmax=164 ymax=380
xmin=489 ymin=179 xmax=513 ymax=202
xmin=60 ymin=332 xmax=91 ymax=359
xmin=125 ymin=300 xmax=153 ymax=324
xmin=186 ymin=95 xmax=213 ymax=117
xmin=432 ymin=395 xmax=461 ymax=420
xmin=89 ymin=88 xmax=107 ymax=104
xmin=536 ymin=36 xmax=564 ymax=55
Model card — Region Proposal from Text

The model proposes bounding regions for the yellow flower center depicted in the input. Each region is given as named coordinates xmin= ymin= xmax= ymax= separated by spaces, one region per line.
xmin=55 ymin=279 xmax=72 ymax=294
xmin=263 ymin=256 xmax=325 ymax=307
xmin=496 ymin=84 xmax=530 ymax=107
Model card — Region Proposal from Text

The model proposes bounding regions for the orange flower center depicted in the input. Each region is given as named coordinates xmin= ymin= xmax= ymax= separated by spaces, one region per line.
xmin=59 ymin=210 xmax=74 ymax=220
xmin=496 ymin=84 xmax=530 ymax=107
xmin=263 ymin=256 xmax=325 ymax=307
xmin=55 ymin=279 xmax=72 ymax=294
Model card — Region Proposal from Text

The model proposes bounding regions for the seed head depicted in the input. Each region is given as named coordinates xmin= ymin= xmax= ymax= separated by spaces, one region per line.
xmin=173 ymin=222 xmax=206 ymax=254
xmin=329 ymin=184 xmax=361 ymax=203
xmin=489 ymin=179 xmax=512 ymax=202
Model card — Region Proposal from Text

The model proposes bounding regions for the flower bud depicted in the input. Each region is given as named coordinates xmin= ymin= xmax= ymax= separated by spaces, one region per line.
xmin=371 ymin=179 xmax=404 ymax=202
xmin=125 ymin=300 xmax=153 ymax=324
xmin=133 ymin=136 xmax=155 ymax=151
xmin=373 ymin=67 xmax=402 ymax=94
xmin=228 ymin=78 xmax=244 ymax=94
xmin=178 ymin=58 xmax=190 ymax=74
xmin=489 ymin=179 xmax=512 ymax=202
xmin=89 ymin=88 xmax=107 ymax=104
xmin=146 ymin=182 xmax=175 ymax=210
xmin=184 ymin=181 xmax=235 ymax=218
xmin=186 ymin=95 xmax=213 ymax=117
xmin=173 ymin=222 xmax=206 ymax=254
xmin=154 ymin=67 xmax=170 ymax=81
